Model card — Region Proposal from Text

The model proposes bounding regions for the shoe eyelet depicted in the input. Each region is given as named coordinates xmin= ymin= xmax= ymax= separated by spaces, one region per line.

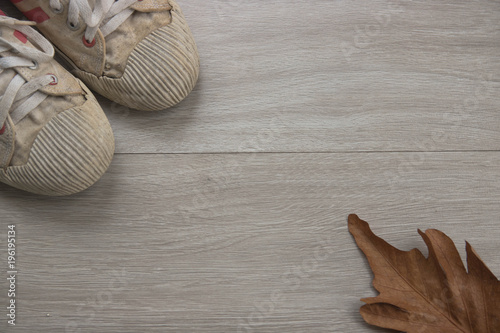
xmin=51 ymin=5 xmax=64 ymax=14
xmin=82 ymin=36 xmax=96 ymax=48
xmin=29 ymin=60 xmax=38 ymax=70
xmin=0 ymin=124 xmax=5 ymax=135
xmin=67 ymin=20 xmax=80 ymax=31
xmin=47 ymin=74 xmax=58 ymax=85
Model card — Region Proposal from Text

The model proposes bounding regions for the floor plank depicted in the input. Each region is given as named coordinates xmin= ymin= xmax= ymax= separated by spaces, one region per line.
xmin=101 ymin=0 xmax=500 ymax=153
xmin=0 ymin=152 xmax=499 ymax=332
xmin=1 ymin=0 xmax=499 ymax=332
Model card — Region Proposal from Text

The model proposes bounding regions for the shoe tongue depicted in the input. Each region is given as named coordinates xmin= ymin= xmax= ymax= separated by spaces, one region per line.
xmin=0 ymin=25 xmax=45 ymax=92
xmin=0 ymin=69 xmax=17 ymax=97
xmin=0 ymin=14 xmax=82 ymax=97
xmin=0 ymin=13 xmax=37 ymax=52
xmin=0 ymin=13 xmax=37 ymax=95
xmin=0 ymin=28 xmax=21 ymax=96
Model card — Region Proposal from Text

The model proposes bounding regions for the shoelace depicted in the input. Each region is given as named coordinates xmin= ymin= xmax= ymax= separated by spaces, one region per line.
xmin=49 ymin=0 xmax=139 ymax=43
xmin=0 ymin=17 xmax=56 ymax=129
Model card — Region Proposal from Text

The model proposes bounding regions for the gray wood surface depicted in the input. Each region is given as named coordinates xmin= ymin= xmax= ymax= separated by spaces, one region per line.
xmin=105 ymin=0 xmax=500 ymax=154
xmin=1 ymin=0 xmax=500 ymax=332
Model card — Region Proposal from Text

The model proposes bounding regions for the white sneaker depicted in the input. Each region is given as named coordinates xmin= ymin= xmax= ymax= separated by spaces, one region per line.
xmin=12 ymin=0 xmax=200 ymax=111
xmin=0 ymin=12 xmax=114 ymax=196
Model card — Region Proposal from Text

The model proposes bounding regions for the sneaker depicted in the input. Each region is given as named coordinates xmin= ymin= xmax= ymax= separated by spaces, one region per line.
xmin=11 ymin=0 xmax=200 ymax=111
xmin=0 ymin=12 xmax=114 ymax=196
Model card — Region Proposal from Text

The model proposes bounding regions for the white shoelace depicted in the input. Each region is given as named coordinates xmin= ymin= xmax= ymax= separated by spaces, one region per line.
xmin=0 ymin=17 xmax=56 ymax=127
xmin=49 ymin=0 xmax=139 ymax=42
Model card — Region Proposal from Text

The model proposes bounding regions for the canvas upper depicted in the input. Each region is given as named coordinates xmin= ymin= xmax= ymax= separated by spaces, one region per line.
xmin=12 ymin=0 xmax=200 ymax=111
xmin=0 ymin=12 xmax=114 ymax=196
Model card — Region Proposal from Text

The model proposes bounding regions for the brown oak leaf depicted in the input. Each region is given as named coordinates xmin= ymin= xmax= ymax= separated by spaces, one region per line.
xmin=348 ymin=214 xmax=500 ymax=333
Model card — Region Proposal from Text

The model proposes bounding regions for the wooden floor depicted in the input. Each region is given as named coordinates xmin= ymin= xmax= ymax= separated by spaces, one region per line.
xmin=1 ymin=0 xmax=500 ymax=332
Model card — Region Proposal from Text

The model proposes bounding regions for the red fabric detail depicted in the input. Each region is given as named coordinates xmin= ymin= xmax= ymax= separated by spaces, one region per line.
xmin=14 ymin=30 xmax=28 ymax=43
xmin=23 ymin=7 xmax=50 ymax=24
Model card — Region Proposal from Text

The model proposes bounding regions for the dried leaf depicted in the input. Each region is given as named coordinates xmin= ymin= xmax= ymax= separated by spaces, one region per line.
xmin=348 ymin=214 xmax=500 ymax=333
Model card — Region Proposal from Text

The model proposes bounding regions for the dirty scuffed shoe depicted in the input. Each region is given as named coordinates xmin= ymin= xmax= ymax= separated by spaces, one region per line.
xmin=12 ymin=0 xmax=200 ymax=111
xmin=0 ymin=13 xmax=114 ymax=196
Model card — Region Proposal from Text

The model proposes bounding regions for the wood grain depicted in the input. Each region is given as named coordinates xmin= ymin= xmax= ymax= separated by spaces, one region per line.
xmin=1 ymin=153 xmax=499 ymax=332
xmin=102 ymin=0 xmax=500 ymax=153
xmin=0 ymin=0 xmax=499 ymax=332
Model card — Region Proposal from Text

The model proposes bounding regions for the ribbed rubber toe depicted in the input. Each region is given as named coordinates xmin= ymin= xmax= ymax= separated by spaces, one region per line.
xmin=78 ymin=8 xmax=200 ymax=111
xmin=0 ymin=97 xmax=115 ymax=196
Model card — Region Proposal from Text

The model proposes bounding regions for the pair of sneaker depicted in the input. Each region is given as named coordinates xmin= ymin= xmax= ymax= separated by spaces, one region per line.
xmin=0 ymin=0 xmax=199 ymax=196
